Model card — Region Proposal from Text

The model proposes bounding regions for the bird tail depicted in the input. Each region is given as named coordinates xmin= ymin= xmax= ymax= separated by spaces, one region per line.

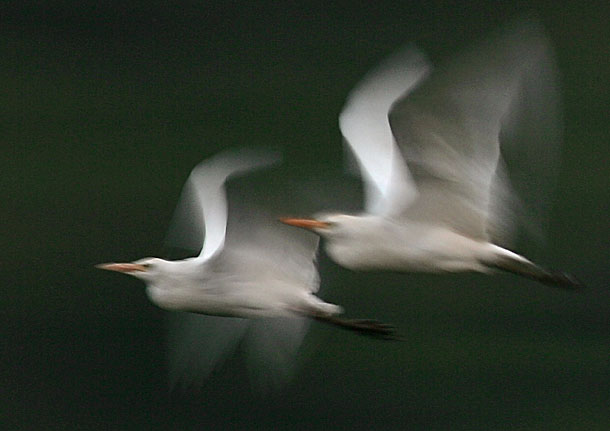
xmin=311 ymin=314 xmax=400 ymax=340
xmin=488 ymin=252 xmax=584 ymax=289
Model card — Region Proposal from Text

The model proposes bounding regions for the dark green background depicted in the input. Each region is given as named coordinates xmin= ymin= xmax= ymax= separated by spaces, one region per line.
xmin=2 ymin=1 xmax=608 ymax=429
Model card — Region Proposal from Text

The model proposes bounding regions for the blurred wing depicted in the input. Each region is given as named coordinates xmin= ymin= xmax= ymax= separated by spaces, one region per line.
xmin=243 ymin=316 xmax=310 ymax=392
xmin=165 ymin=149 xmax=280 ymax=260
xmin=339 ymin=45 xmax=430 ymax=216
xmin=166 ymin=165 xmax=319 ymax=392
xmin=494 ymin=31 xmax=561 ymax=247
xmin=167 ymin=313 xmax=309 ymax=392
xmin=167 ymin=312 xmax=249 ymax=389
xmin=222 ymin=177 xmax=322 ymax=290
xmin=219 ymin=181 xmax=320 ymax=390
xmin=389 ymin=18 xmax=558 ymax=241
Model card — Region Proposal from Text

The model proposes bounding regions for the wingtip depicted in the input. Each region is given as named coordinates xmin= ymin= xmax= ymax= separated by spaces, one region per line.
xmin=534 ymin=270 xmax=586 ymax=290
xmin=551 ymin=272 xmax=586 ymax=290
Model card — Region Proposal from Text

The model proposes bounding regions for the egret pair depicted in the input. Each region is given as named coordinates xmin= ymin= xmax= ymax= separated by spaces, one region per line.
xmin=98 ymin=19 xmax=581 ymax=387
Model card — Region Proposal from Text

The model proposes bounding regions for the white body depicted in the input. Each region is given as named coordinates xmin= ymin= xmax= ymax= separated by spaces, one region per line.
xmin=144 ymin=253 xmax=337 ymax=319
xmin=320 ymin=215 xmax=527 ymax=274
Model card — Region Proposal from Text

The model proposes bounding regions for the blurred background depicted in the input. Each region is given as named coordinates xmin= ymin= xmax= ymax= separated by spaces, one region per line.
xmin=2 ymin=1 xmax=608 ymax=429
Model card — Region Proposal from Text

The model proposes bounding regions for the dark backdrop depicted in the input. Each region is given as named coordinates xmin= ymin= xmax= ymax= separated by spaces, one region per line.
xmin=2 ymin=1 xmax=608 ymax=429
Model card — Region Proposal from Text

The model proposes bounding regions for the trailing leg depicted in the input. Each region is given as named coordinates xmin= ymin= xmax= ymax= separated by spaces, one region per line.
xmin=311 ymin=313 xmax=400 ymax=340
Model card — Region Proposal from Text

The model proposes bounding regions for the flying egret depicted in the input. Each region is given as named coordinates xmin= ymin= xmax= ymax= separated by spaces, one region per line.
xmin=281 ymin=20 xmax=582 ymax=289
xmin=97 ymin=150 xmax=395 ymax=388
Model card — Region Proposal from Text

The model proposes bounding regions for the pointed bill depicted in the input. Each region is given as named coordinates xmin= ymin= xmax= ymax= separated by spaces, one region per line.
xmin=95 ymin=263 xmax=148 ymax=273
xmin=279 ymin=217 xmax=331 ymax=231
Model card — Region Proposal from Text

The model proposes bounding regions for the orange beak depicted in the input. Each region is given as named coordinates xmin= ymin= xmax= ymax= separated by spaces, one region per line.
xmin=279 ymin=217 xmax=331 ymax=230
xmin=95 ymin=263 xmax=148 ymax=273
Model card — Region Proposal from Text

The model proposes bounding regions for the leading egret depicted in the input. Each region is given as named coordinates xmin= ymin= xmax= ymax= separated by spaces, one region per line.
xmin=98 ymin=150 xmax=394 ymax=389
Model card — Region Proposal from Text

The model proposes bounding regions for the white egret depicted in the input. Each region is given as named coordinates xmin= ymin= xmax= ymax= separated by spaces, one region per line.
xmin=281 ymin=20 xmax=582 ymax=289
xmin=97 ymin=150 xmax=394 ymax=388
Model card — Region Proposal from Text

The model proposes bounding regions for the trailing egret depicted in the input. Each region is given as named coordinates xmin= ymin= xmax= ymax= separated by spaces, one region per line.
xmin=281 ymin=20 xmax=582 ymax=289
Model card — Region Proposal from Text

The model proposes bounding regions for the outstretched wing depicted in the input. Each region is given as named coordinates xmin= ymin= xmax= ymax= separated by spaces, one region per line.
xmin=338 ymin=45 xmax=430 ymax=216
xmin=165 ymin=154 xmax=320 ymax=391
xmin=167 ymin=312 xmax=249 ymax=389
xmin=389 ymin=18 xmax=560 ymax=241
xmin=221 ymin=182 xmax=321 ymax=290
xmin=165 ymin=149 xmax=280 ymax=260
xmin=242 ymin=316 xmax=310 ymax=392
